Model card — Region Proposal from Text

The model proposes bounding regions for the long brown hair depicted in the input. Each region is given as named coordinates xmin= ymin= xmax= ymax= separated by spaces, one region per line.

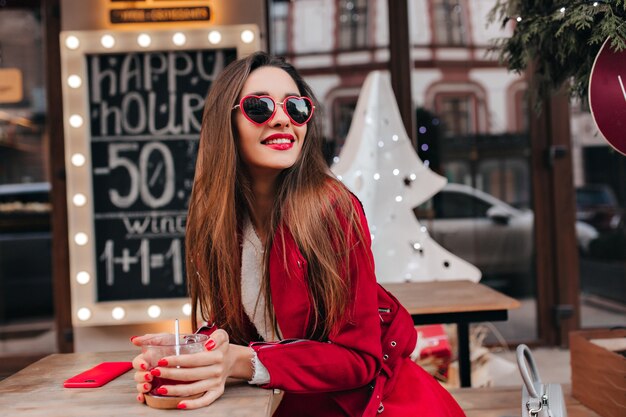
xmin=186 ymin=52 xmax=368 ymax=343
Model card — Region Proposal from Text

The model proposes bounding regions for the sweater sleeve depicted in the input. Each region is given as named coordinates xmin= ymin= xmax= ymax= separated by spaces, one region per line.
xmin=249 ymin=195 xmax=383 ymax=393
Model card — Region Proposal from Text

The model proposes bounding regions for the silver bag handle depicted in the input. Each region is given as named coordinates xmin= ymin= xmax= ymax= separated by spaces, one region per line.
xmin=516 ymin=344 xmax=542 ymax=399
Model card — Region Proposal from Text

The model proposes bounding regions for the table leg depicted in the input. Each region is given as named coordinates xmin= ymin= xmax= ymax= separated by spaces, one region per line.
xmin=457 ymin=323 xmax=471 ymax=387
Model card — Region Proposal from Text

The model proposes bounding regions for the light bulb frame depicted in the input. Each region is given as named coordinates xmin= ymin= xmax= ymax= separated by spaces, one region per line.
xmin=60 ymin=27 xmax=260 ymax=327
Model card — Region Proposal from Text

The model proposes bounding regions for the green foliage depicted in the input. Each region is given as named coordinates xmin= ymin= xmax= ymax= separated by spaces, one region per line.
xmin=488 ymin=1 xmax=626 ymax=103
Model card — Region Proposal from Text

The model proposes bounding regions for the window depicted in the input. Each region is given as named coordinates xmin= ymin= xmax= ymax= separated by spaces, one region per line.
xmin=432 ymin=0 xmax=467 ymax=46
xmin=436 ymin=95 xmax=474 ymax=137
xmin=270 ymin=1 xmax=289 ymax=55
xmin=332 ymin=98 xmax=358 ymax=156
xmin=338 ymin=0 xmax=368 ymax=50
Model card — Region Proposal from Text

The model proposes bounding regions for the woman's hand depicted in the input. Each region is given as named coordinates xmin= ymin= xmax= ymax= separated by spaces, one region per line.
xmin=131 ymin=330 xmax=255 ymax=410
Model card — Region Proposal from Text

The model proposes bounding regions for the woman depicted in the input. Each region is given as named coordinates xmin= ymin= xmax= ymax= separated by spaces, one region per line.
xmin=131 ymin=51 xmax=465 ymax=417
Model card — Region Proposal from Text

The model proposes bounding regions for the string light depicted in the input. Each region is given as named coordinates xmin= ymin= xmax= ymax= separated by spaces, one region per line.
xmin=392 ymin=169 xmax=400 ymax=176
xmin=378 ymin=141 xmax=384 ymax=148
xmin=182 ymin=303 xmax=192 ymax=316
xmin=74 ymin=233 xmax=88 ymax=246
xmin=392 ymin=135 xmax=399 ymax=142
xmin=172 ymin=32 xmax=187 ymax=46
xmin=69 ymin=114 xmax=83 ymax=128
xmin=241 ymin=30 xmax=255 ymax=44
xmin=373 ymin=173 xmax=381 ymax=180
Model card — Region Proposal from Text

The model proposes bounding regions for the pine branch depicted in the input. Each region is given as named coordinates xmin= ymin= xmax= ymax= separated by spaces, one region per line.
xmin=488 ymin=0 xmax=626 ymax=107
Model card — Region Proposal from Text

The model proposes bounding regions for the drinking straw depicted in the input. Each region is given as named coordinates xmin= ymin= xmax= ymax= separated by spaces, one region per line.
xmin=174 ymin=318 xmax=180 ymax=356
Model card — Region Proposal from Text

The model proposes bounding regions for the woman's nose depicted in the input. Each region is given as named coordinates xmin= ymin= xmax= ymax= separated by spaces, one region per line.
xmin=268 ymin=102 xmax=290 ymax=127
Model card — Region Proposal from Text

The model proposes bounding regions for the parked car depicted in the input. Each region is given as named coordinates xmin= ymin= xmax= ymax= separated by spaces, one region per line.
xmin=414 ymin=183 xmax=599 ymax=296
xmin=575 ymin=184 xmax=623 ymax=233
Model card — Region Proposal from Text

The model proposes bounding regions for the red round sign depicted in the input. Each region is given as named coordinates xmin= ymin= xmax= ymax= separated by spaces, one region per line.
xmin=589 ymin=38 xmax=626 ymax=156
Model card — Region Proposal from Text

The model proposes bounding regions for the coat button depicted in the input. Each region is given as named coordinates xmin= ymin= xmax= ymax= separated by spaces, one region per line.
xmin=383 ymin=354 xmax=389 ymax=361
xmin=390 ymin=341 xmax=397 ymax=347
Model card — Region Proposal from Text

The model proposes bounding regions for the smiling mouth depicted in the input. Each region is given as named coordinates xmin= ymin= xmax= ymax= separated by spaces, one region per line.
xmin=261 ymin=137 xmax=295 ymax=145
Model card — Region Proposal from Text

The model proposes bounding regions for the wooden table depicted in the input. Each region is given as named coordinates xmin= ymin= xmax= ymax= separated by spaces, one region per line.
xmin=450 ymin=385 xmax=601 ymax=417
xmin=383 ymin=280 xmax=521 ymax=388
xmin=0 ymin=351 xmax=281 ymax=417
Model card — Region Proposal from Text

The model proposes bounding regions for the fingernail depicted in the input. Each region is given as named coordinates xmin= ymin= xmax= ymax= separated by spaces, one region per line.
xmin=137 ymin=394 xmax=142 ymax=402
xmin=177 ymin=403 xmax=187 ymax=409
xmin=143 ymin=383 xmax=150 ymax=391
xmin=144 ymin=373 xmax=152 ymax=381
xmin=130 ymin=336 xmax=139 ymax=342
xmin=157 ymin=359 xmax=168 ymax=367
xmin=150 ymin=368 xmax=161 ymax=377
xmin=157 ymin=387 xmax=168 ymax=395
xmin=140 ymin=363 xmax=147 ymax=370
xmin=205 ymin=339 xmax=216 ymax=350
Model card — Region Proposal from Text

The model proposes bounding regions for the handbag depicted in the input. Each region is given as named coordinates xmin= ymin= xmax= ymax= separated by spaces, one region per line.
xmin=516 ymin=344 xmax=567 ymax=417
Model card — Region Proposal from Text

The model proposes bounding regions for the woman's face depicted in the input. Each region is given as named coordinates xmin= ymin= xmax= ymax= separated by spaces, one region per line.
xmin=235 ymin=66 xmax=308 ymax=178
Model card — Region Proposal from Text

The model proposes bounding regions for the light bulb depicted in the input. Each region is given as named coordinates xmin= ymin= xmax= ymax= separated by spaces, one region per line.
xmin=241 ymin=30 xmax=255 ymax=44
xmin=182 ymin=303 xmax=192 ymax=316
xmin=101 ymin=34 xmax=115 ymax=49
xmin=67 ymin=75 xmax=82 ymax=88
xmin=65 ymin=36 xmax=80 ymax=50
xmin=73 ymin=193 xmax=87 ymax=207
xmin=148 ymin=305 xmax=161 ymax=318
xmin=77 ymin=308 xmax=91 ymax=321
xmin=392 ymin=169 xmax=400 ymax=176
xmin=71 ymin=153 xmax=86 ymax=167
xmin=76 ymin=271 xmax=90 ymax=285
xmin=373 ymin=173 xmax=380 ymax=180
xmin=112 ymin=307 xmax=126 ymax=320
xmin=208 ymin=31 xmax=222 ymax=44
xmin=69 ymin=115 xmax=83 ymax=128
xmin=137 ymin=34 xmax=151 ymax=47
xmin=74 ymin=233 xmax=88 ymax=246
xmin=172 ymin=32 xmax=186 ymax=46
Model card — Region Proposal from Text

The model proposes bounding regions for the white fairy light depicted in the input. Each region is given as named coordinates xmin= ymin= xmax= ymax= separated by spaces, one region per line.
xmin=373 ymin=173 xmax=381 ymax=180
xmin=409 ymin=173 xmax=417 ymax=181
xmin=392 ymin=169 xmax=400 ymax=176
xmin=516 ymin=16 xmax=522 ymax=22
xmin=395 ymin=196 xmax=403 ymax=202
xmin=378 ymin=141 xmax=384 ymax=148
xmin=392 ymin=134 xmax=399 ymax=142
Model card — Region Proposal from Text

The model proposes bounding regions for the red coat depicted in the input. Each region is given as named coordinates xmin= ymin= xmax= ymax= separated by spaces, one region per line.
xmin=202 ymin=196 xmax=465 ymax=417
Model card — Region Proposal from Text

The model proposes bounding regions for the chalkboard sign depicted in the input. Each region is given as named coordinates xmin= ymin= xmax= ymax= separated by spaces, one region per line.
xmin=87 ymin=48 xmax=237 ymax=301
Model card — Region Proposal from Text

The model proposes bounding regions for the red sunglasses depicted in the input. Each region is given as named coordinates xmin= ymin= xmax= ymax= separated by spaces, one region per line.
xmin=233 ymin=95 xmax=315 ymax=126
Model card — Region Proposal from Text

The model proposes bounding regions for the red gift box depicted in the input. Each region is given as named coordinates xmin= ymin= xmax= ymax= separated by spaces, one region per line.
xmin=415 ymin=324 xmax=452 ymax=381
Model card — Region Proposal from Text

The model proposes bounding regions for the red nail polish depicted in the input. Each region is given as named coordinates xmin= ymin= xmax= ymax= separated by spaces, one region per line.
xmin=137 ymin=394 xmax=142 ymax=402
xmin=177 ymin=403 xmax=187 ymax=409
xmin=205 ymin=339 xmax=216 ymax=350
xmin=157 ymin=387 xmax=168 ymax=395
xmin=144 ymin=373 xmax=152 ymax=381
xmin=130 ymin=336 xmax=139 ymax=342
xmin=143 ymin=383 xmax=150 ymax=391
xmin=157 ymin=359 xmax=168 ymax=367
xmin=150 ymin=368 xmax=161 ymax=377
xmin=140 ymin=363 xmax=147 ymax=370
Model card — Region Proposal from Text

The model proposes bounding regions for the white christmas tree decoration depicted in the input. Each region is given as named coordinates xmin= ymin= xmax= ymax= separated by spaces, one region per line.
xmin=332 ymin=71 xmax=481 ymax=283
